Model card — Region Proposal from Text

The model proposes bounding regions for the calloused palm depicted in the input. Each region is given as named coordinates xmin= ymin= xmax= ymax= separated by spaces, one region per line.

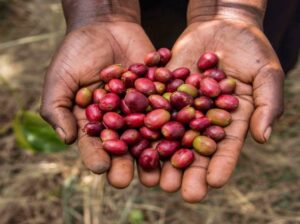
xmin=40 ymin=22 xmax=161 ymax=188
xmin=160 ymin=20 xmax=284 ymax=202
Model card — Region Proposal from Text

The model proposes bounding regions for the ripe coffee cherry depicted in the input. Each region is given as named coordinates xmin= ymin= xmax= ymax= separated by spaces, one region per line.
xmin=103 ymin=140 xmax=128 ymax=155
xmin=219 ymin=78 xmax=236 ymax=94
xmin=144 ymin=52 xmax=160 ymax=67
xmin=148 ymin=95 xmax=172 ymax=111
xmin=99 ymin=93 xmax=121 ymax=111
xmin=193 ymin=136 xmax=217 ymax=156
xmin=120 ymin=129 xmax=141 ymax=145
xmin=203 ymin=68 xmax=226 ymax=81
xmin=166 ymin=79 xmax=184 ymax=93
xmin=129 ymin=63 xmax=148 ymax=76
xmin=154 ymin=68 xmax=172 ymax=83
xmin=197 ymin=52 xmax=218 ymax=70
xmin=120 ymin=100 xmax=132 ymax=114
xmin=145 ymin=67 xmax=157 ymax=81
xmin=177 ymin=84 xmax=198 ymax=98
xmin=203 ymin=125 xmax=225 ymax=141
xmin=161 ymin=121 xmax=185 ymax=140
xmin=170 ymin=91 xmax=193 ymax=109
xmin=158 ymin=48 xmax=172 ymax=65
xmin=93 ymin=88 xmax=106 ymax=103
xmin=100 ymin=129 xmax=119 ymax=142
xmin=99 ymin=64 xmax=124 ymax=82
xmin=200 ymin=77 xmax=221 ymax=98
xmin=108 ymin=79 xmax=125 ymax=95
xmin=172 ymin=67 xmax=190 ymax=80
xmin=176 ymin=106 xmax=196 ymax=124
xmin=171 ymin=149 xmax=194 ymax=169
xmin=206 ymin=108 xmax=232 ymax=127
xmin=189 ymin=117 xmax=211 ymax=131
xmin=76 ymin=88 xmax=92 ymax=108
xmin=194 ymin=96 xmax=214 ymax=111
xmin=84 ymin=122 xmax=104 ymax=137
xmin=130 ymin=139 xmax=150 ymax=158
xmin=215 ymin=94 xmax=239 ymax=111
xmin=103 ymin=112 xmax=125 ymax=130
xmin=157 ymin=140 xmax=180 ymax=159
xmin=139 ymin=148 xmax=159 ymax=170
xmin=125 ymin=113 xmax=145 ymax=128
xmin=153 ymin=82 xmax=166 ymax=94
xmin=85 ymin=104 xmax=102 ymax=122
xmin=195 ymin=110 xmax=205 ymax=119
xmin=182 ymin=130 xmax=200 ymax=147
xmin=185 ymin=73 xmax=202 ymax=88
xmin=121 ymin=71 xmax=138 ymax=88
xmin=134 ymin=78 xmax=156 ymax=95
xmin=140 ymin=126 xmax=161 ymax=140
xmin=163 ymin=92 xmax=172 ymax=101
xmin=144 ymin=109 xmax=171 ymax=130
xmin=124 ymin=91 xmax=149 ymax=113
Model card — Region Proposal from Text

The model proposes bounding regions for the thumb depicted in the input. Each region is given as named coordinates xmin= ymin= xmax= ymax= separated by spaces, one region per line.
xmin=250 ymin=65 xmax=285 ymax=143
xmin=40 ymin=62 xmax=78 ymax=144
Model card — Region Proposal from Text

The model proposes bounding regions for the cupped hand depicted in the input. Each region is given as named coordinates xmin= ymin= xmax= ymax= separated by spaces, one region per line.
xmin=40 ymin=21 xmax=160 ymax=188
xmin=160 ymin=20 xmax=284 ymax=202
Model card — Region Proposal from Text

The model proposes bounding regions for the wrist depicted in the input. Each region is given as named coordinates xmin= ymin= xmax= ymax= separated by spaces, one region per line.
xmin=187 ymin=0 xmax=267 ymax=28
xmin=62 ymin=0 xmax=141 ymax=31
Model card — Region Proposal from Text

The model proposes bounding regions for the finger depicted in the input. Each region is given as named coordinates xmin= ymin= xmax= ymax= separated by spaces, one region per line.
xmin=74 ymin=106 xmax=111 ymax=174
xmin=107 ymin=154 xmax=134 ymax=188
xmin=40 ymin=68 xmax=77 ymax=144
xmin=207 ymin=95 xmax=253 ymax=188
xmin=181 ymin=153 xmax=210 ymax=203
xmin=165 ymin=45 xmax=199 ymax=72
xmin=159 ymin=161 xmax=182 ymax=192
xmin=137 ymin=162 xmax=160 ymax=187
xmin=250 ymin=66 xmax=284 ymax=143
xmin=40 ymin=34 xmax=113 ymax=144
xmin=107 ymin=23 xmax=156 ymax=64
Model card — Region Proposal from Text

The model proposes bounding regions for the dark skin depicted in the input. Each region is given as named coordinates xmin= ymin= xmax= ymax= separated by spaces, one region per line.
xmin=161 ymin=19 xmax=284 ymax=202
xmin=40 ymin=0 xmax=284 ymax=202
xmin=40 ymin=21 xmax=162 ymax=188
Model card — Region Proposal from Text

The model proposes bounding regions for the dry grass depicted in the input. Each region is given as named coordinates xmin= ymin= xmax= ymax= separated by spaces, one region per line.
xmin=0 ymin=1 xmax=300 ymax=223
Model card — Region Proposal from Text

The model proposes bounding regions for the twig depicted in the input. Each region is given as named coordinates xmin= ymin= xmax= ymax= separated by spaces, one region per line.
xmin=131 ymin=204 xmax=163 ymax=213
xmin=91 ymin=175 xmax=105 ymax=224
xmin=226 ymin=186 xmax=256 ymax=212
xmin=185 ymin=204 xmax=300 ymax=222
xmin=81 ymin=174 xmax=106 ymax=224
xmin=117 ymin=194 xmax=134 ymax=224
xmin=158 ymin=206 xmax=166 ymax=224
xmin=0 ymin=31 xmax=64 ymax=50
xmin=117 ymin=181 xmax=139 ymax=224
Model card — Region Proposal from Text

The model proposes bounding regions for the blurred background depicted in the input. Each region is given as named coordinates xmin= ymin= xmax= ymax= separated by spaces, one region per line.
xmin=0 ymin=0 xmax=300 ymax=223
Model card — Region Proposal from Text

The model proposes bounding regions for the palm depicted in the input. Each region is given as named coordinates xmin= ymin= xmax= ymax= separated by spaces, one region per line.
xmin=41 ymin=22 xmax=157 ymax=188
xmin=178 ymin=21 xmax=281 ymax=79
xmin=160 ymin=20 xmax=284 ymax=202
xmin=52 ymin=22 xmax=155 ymax=87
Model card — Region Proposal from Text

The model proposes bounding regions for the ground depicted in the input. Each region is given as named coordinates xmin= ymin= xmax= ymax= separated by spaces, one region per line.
xmin=0 ymin=1 xmax=300 ymax=223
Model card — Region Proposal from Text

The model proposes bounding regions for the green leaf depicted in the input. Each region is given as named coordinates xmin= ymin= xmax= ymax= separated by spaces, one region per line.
xmin=128 ymin=209 xmax=144 ymax=224
xmin=13 ymin=111 xmax=68 ymax=153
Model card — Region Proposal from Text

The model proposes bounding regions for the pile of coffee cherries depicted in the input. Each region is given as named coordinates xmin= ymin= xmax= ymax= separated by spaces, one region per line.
xmin=75 ymin=48 xmax=238 ymax=170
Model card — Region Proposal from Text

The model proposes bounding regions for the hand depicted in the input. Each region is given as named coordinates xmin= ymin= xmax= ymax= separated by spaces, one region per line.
xmin=160 ymin=19 xmax=284 ymax=202
xmin=40 ymin=20 xmax=161 ymax=188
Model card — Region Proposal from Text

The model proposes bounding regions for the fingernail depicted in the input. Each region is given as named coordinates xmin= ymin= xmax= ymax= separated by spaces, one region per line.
xmin=55 ymin=127 xmax=66 ymax=143
xmin=264 ymin=127 xmax=272 ymax=142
